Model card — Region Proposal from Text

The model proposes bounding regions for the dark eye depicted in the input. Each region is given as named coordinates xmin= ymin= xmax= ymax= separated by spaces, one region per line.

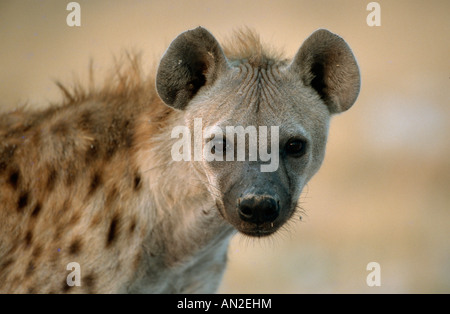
xmin=211 ymin=138 xmax=227 ymax=155
xmin=285 ymin=139 xmax=307 ymax=157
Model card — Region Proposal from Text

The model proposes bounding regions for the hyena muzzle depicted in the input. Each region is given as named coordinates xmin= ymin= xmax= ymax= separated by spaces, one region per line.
xmin=0 ymin=27 xmax=360 ymax=293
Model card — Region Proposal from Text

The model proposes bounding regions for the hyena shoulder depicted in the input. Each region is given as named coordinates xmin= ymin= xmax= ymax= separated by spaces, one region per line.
xmin=0 ymin=55 xmax=171 ymax=293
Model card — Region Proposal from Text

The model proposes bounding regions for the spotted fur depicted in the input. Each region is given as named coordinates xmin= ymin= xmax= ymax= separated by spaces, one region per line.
xmin=0 ymin=27 xmax=360 ymax=293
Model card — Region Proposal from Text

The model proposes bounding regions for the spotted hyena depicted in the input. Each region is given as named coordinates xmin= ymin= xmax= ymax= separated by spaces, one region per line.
xmin=0 ymin=27 xmax=360 ymax=293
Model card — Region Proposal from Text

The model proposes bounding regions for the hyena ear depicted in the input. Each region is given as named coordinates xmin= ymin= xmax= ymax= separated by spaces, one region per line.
xmin=288 ymin=29 xmax=361 ymax=114
xmin=156 ymin=27 xmax=229 ymax=110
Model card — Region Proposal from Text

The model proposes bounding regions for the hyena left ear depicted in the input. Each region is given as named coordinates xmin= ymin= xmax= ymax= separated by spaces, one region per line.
xmin=156 ymin=27 xmax=229 ymax=110
xmin=288 ymin=29 xmax=361 ymax=114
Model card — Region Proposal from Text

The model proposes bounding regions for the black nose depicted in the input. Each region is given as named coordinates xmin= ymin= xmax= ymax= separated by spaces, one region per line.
xmin=237 ymin=194 xmax=280 ymax=224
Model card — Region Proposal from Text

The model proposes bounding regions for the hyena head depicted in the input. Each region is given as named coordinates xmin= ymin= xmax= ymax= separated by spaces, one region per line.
xmin=156 ymin=27 xmax=360 ymax=237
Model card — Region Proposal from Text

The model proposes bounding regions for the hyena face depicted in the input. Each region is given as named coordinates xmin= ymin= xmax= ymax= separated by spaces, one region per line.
xmin=157 ymin=27 xmax=360 ymax=237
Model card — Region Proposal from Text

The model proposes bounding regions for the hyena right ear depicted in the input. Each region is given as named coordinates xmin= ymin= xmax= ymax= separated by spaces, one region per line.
xmin=156 ymin=27 xmax=229 ymax=110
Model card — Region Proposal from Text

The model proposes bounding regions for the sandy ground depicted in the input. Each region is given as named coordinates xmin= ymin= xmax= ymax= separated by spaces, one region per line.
xmin=0 ymin=0 xmax=449 ymax=293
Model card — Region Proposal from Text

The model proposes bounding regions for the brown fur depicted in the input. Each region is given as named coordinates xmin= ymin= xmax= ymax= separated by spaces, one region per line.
xmin=222 ymin=28 xmax=286 ymax=67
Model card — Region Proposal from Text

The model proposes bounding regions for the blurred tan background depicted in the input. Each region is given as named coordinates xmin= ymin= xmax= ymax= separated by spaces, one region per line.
xmin=0 ymin=0 xmax=449 ymax=293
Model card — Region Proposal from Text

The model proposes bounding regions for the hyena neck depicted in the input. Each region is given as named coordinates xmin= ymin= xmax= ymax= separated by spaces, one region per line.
xmin=134 ymin=108 xmax=234 ymax=268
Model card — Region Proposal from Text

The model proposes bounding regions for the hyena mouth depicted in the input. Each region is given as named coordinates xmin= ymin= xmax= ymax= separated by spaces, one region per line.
xmin=238 ymin=222 xmax=281 ymax=237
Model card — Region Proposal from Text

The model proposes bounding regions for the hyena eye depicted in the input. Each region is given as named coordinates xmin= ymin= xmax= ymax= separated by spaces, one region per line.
xmin=285 ymin=138 xmax=307 ymax=157
xmin=211 ymin=138 xmax=227 ymax=155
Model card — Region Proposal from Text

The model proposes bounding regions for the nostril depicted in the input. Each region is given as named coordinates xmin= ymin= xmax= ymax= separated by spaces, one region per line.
xmin=237 ymin=197 xmax=255 ymax=222
xmin=264 ymin=207 xmax=276 ymax=220
xmin=262 ymin=198 xmax=279 ymax=222
xmin=239 ymin=204 xmax=253 ymax=218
